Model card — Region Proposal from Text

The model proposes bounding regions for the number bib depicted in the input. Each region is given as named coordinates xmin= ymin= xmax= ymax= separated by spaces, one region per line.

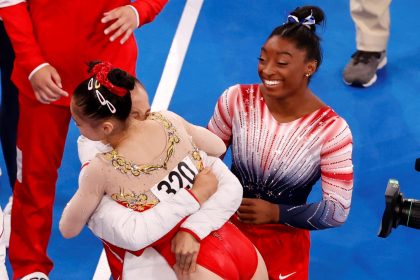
xmin=151 ymin=156 xmax=198 ymax=202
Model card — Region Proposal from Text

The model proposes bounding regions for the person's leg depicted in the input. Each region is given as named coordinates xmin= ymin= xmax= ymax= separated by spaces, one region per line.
xmin=351 ymin=0 xmax=391 ymax=52
xmin=343 ymin=0 xmax=391 ymax=87
xmin=9 ymin=95 xmax=70 ymax=279
xmin=175 ymin=265 xmax=222 ymax=280
xmin=251 ymin=249 xmax=268 ymax=280
xmin=0 ymin=21 xmax=19 ymax=189
xmin=0 ymin=20 xmax=18 ymax=280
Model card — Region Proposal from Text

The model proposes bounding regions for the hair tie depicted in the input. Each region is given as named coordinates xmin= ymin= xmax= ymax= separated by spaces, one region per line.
xmin=90 ymin=62 xmax=128 ymax=97
xmin=287 ymin=11 xmax=316 ymax=29
xmin=87 ymin=77 xmax=117 ymax=114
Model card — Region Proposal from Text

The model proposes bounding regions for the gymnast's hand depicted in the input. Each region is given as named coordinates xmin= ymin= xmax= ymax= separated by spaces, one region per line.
xmin=171 ymin=231 xmax=200 ymax=275
xmin=189 ymin=168 xmax=218 ymax=205
xmin=237 ymin=198 xmax=280 ymax=224
xmin=29 ymin=64 xmax=69 ymax=104
xmin=102 ymin=5 xmax=137 ymax=44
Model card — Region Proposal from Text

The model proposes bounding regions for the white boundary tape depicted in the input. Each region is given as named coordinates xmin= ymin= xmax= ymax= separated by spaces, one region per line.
xmin=151 ymin=0 xmax=204 ymax=112
xmin=92 ymin=250 xmax=111 ymax=280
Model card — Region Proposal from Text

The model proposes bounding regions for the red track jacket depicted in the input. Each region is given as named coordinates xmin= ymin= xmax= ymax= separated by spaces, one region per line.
xmin=0 ymin=0 xmax=167 ymax=106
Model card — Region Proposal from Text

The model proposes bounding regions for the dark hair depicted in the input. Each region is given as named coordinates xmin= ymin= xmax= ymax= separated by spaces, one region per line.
xmin=73 ymin=61 xmax=136 ymax=121
xmin=269 ymin=6 xmax=325 ymax=70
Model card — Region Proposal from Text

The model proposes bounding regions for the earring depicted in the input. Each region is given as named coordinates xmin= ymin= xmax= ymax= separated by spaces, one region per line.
xmin=305 ymin=72 xmax=311 ymax=77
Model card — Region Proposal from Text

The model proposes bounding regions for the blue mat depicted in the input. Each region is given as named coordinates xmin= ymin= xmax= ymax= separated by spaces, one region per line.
xmin=1 ymin=0 xmax=419 ymax=279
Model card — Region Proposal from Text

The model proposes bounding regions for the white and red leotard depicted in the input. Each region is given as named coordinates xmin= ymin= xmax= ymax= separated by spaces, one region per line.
xmin=208 ymin=84 xmax=354 ymax=279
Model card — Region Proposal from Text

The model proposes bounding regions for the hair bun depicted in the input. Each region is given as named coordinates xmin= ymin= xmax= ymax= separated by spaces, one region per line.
xmin=287 ymin=13 xmax=316 ymax=30
xmin=109 ymin=68 xmax=136 ymax=91
xmin=88 ymin=61 xmax=128 ymax=96
xmin=289 ymin=6 xmax=325 ymax=32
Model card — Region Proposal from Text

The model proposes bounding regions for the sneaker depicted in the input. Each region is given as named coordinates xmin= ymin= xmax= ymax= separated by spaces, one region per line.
xmin=4 ymin=196 xmax=12 ymax=215
xmin=2 ymin=196 xmax=12 ymax=248
xmin=0 ymin=264 xmax=8 ymax=280
xmin=343 ymin=50 xmax=387 ymax=87
xmin=0 ymin=214 xmax=7 ymax=280
xmin=20 ymin=272 xmax=49 ymax=280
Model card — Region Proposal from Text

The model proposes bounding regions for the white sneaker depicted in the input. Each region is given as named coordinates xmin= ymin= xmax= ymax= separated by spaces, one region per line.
xmin=0 ymin=221 xmax=8 ymax=280
xmin=3 ymin=196 xmax=12 ymax=215
xmin=20 ymin=272 xmax=49 ymax=280
xmin=1 ymin=196 xmax=12 ymax=248
xmin=0 ymin=249 xmax=8 ymax=280
xmin=0 ymin=266 xmax=8 ymax=280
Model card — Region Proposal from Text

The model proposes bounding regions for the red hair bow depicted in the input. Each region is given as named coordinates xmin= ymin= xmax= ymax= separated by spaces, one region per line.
xmin=90 ymin=62 xmax=127 ymax=97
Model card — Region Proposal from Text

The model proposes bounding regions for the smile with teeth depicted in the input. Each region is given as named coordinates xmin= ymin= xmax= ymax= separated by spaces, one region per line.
xmin=263 ymin=79 xmax=280 ymax=86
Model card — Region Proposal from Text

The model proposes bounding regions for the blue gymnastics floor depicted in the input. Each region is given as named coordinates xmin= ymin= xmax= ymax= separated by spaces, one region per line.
xmin=1 ymin=0 xmax=420 ymax=279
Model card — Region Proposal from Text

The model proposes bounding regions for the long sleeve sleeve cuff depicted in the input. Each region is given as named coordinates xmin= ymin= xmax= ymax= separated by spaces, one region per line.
xmin=129 ymin=0 xmax=167 ymax=27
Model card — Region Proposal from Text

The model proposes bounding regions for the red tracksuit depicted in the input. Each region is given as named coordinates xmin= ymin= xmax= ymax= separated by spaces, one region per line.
xmin=0 ymin=0 xmax=167 ymax=278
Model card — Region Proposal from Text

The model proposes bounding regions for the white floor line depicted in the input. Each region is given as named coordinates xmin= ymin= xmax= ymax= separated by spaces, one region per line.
xmin=92 ymin=250 xmax=111 ymax=280
xmin=151 ymin=0 xmax=204 ymax=112
xmin=92 ymin=0 xmax=203 ymax=278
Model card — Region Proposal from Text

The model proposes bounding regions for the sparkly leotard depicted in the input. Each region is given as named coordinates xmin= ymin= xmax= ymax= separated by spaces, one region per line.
xmin=102 ymin=112 xmax=258 ymax=279
xmin=208 ymin=84 xmax=354 ymax=279
xmin=62 ymin=111 xmax=258 ymax=280
xmin=209 ymin=84 xmax=353 ymax=229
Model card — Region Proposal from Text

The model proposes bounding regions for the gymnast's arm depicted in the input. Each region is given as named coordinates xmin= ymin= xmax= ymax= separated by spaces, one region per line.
xmin=178 ymin=153 xmax=242 ymax=241
xmin=59 ymin=158 xmax=106 ymax=238
xmin=278 ymin=118 xmax=354 ymax=230
xmin=86 ymin=168 xmax=218 ymax=251
xmin=87 ymin=154 xmax=237 ymax=251
xmin=77 ymin=135 xmax=203 ymax=250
